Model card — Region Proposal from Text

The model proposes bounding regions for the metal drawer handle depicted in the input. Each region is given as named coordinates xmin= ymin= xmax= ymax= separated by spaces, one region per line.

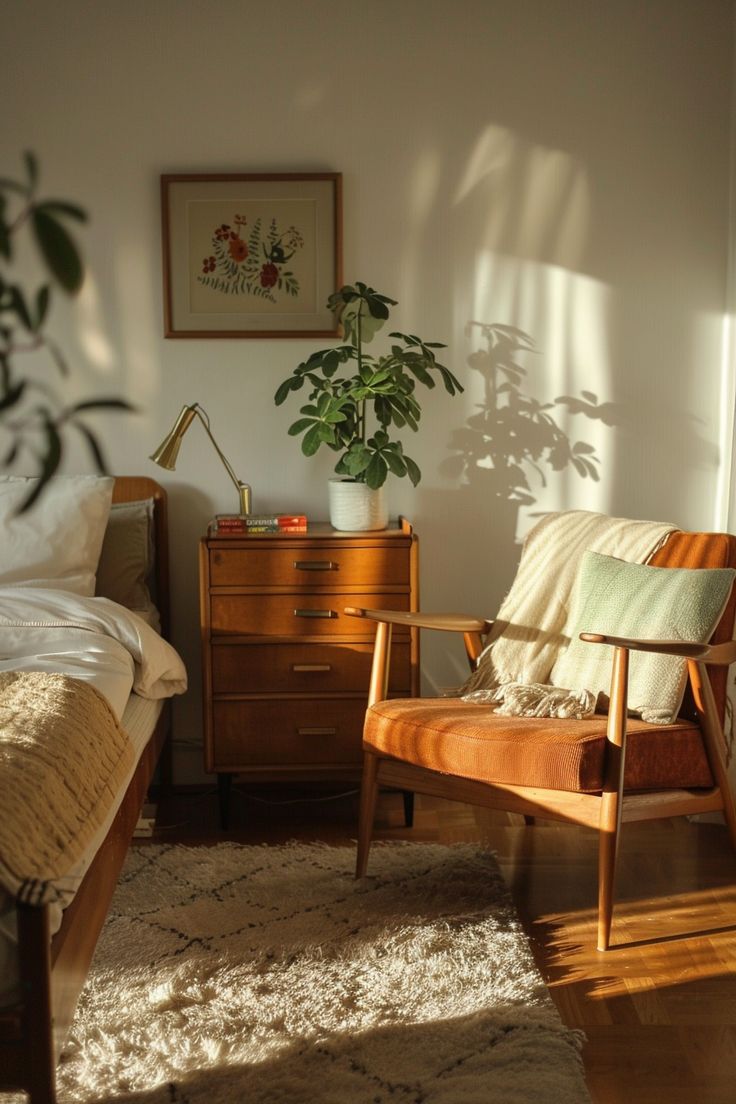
xmin=298 ymin=727 xmax=337 ymax=736
xmin=294 ymin=560 xmax=338 ymax=571
xmin=292 ymin=663 xmax=332 ymax=672
xmin=293 ymin=608 xmax=337 ymax=619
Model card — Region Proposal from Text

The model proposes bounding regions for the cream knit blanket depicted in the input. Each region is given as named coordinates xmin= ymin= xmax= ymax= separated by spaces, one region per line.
xmin=460 ymin=510 xmax=677 ymax=716
xmin=0 ymin=671 xmax=134 ymax=905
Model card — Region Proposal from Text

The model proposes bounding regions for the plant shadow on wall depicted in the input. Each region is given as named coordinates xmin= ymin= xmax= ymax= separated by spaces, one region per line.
xmin=440 ymin=321 xmax=615 ymax=502
xmin=420 ymin=321 xmax=620 ymax=689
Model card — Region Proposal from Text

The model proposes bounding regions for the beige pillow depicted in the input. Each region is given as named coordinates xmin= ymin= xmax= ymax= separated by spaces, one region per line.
xmin=0 ymin=475 xmax=114 ymax=596
xmin=95 ymin=498 xmax=160 ymax=629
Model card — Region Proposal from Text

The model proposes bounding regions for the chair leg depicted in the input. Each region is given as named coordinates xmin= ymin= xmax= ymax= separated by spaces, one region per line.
xmin=688 ymin=660 xmax=736 ymax=852
xmin=356 ymin=752 xmax=379 ymax=878
xmin=597 ymin=790 xmax=621 ymax=952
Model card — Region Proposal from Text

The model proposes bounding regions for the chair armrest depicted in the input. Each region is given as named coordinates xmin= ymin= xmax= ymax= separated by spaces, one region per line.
xmin=344 ymin=607 xmax=493 ymax=634
xmin=579 ymin=631 xmax=736 ymax=663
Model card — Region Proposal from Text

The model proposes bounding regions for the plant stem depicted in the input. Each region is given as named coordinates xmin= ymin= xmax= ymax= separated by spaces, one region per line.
xmin=357 ymin=300 xmax=366 ymax=444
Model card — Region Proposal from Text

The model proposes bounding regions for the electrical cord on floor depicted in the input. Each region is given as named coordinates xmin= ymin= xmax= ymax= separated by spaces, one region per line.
xmin=232 ymin=786 xmax=360 ymax=806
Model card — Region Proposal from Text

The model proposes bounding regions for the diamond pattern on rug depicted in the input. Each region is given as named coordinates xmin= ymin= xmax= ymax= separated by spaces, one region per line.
xmin=50 ymin=841 xmax=590 ymax=1103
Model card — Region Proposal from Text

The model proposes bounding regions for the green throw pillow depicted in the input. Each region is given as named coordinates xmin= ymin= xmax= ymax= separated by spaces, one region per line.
xmin=550 ymin=551 xmax=736 ymax=724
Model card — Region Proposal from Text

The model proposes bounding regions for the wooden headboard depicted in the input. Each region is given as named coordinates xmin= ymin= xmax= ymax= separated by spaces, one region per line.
xmin=112 ymin=476 xmax=170 ymax=640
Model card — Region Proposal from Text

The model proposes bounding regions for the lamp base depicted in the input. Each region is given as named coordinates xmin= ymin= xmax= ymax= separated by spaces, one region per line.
xmin=238 ymin=484 xmax=252 ymax=515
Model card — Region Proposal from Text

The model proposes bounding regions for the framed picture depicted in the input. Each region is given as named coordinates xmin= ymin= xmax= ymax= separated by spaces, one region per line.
xmin=161 ymin=172 xmax=342 ymax=338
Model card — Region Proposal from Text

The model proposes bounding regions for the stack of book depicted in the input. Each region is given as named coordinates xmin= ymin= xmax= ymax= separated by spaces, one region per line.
xmin=210 ymin=513 xmax=308 ymax=535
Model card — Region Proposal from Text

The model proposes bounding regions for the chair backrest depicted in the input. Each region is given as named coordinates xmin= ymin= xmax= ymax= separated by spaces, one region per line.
xmin=649 ymin=531 xmax=736 ymax=724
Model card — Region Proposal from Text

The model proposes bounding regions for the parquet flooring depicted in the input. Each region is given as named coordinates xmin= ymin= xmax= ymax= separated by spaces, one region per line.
xmin=156 ymin=783 xmax=736 ymax=1103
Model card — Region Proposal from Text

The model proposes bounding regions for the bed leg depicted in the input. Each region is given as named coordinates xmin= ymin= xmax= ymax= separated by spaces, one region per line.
xmin=27 ymin=1065 xmax=57 ymax=1104
xmin=17 ymin=902 xmax=57 ymax=1104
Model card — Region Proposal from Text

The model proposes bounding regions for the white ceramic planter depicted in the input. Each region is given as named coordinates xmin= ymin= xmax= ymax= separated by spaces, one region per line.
xmin=328 ymin=478 xmax=388 ymax=531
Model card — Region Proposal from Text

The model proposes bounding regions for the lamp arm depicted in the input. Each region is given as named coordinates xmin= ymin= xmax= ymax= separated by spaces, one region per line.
xmin=193 ymin=405 xmax=251 ymax=514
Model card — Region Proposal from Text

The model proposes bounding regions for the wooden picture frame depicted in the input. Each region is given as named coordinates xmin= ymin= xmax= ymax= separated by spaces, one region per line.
xmin=161 ymin=172 xmax=342 ymax=338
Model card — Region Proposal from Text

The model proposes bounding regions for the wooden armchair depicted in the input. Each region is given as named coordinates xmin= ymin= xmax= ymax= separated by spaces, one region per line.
xmin=345 ymin=530 xmax=736 ymax=951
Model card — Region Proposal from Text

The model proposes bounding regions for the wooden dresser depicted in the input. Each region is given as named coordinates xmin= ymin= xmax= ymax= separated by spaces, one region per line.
xmin=199 ymin=519 xmax=419 ymax=824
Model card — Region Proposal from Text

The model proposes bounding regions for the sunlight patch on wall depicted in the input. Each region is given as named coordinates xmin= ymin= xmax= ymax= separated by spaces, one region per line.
xmin=454 ymin=123 xmax=591 ymax=275
xmin=76 ymin=274 xmax=116 ymax=372
xmin=716 ymin=308 xmax=735 ymax=531
xmin=455 ymin=252 xmax=614 ymax=538
xmin=448 ymin=123 xmax=614 ymax=538
xmin=114 ymin=241 xmax=164 ymax=402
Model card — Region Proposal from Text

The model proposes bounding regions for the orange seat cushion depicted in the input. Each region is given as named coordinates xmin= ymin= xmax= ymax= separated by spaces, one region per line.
xmin=363 ymin=698 xmax=714 ymax=793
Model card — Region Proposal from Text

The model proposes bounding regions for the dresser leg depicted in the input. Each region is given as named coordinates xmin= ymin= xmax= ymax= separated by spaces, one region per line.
xmin=402 ymin=790 xmax=415 ymax=828
xmin=218 ymin=772 xmax=233 ymax=830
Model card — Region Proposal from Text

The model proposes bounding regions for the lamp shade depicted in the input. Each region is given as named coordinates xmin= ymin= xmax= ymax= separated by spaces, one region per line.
xmin=149 ymin=405 xmax=197 ymax=470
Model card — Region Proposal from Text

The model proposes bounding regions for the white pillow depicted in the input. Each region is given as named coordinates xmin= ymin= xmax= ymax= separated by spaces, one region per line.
xmin=0 ymin=475 xmax=114 ymax=596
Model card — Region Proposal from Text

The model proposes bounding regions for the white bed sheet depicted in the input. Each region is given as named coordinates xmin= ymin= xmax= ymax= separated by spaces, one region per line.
xmin=0 ymin=586 xmax=186 ymax=1008
xmin=0 ymin=693 xmax=163 ymax=1008
xmin=0 ymin=586 xmax=187 ymax=719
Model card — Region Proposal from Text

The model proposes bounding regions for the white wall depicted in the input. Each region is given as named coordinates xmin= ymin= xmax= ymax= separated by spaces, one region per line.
xmin=3 ymin=0 xmax=734 ymax=780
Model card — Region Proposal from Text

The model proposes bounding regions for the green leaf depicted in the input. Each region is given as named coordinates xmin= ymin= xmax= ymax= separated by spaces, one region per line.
xmin=384 ymin=450 xmax=407 ymax=477
xmin=0 ymin=199 xmax=10 ymax=260
xmin=23 ymin=151 xmax=39 ymax=189
xmin=8 ymin=285 xmax=33 ymax=330
xmin=317 ymin=423 xmax=336 ymax=443
xmin=66 ymin=397 xmax=136 ymax=414
xmin=405 ymin=455 xmax=421 ymax=486
xmin=406 ymin=361 xmax=435 ymax=388
xmin=0 ymin=380 xmax=26 ymax=412
xmin=365 ymin=452 xmax=388 ymax=489
xmin=17 ymin=416 xmax=62 ymax=512
xmin=31 ymin=207 xmax=84 ymax=292
xmin=35 ymin=285 xmax=50 ymax=330
xmin=436 ymin=363 xmax=464 ymax=395
xmin=274 ymin=379 xmax=295 ymax=405
xmin=74 ymin=420 xmax=108 ymax=472
xmin=0 ymin=176 xmax=28 ymax=196
xmin=3 ymin=440 xmax=19 ymax=466
xmin=365 ymin=295 xmax=389 ymax=320
xmin=302 ymin=424 xmax=323 ymax=456
xmin=45 ymin=335 xmax=69 ymax=377
xmin=36 ymin=200 xmax=87 ymax=222
xmin=288 ymin=416 xmax=317 ymax=436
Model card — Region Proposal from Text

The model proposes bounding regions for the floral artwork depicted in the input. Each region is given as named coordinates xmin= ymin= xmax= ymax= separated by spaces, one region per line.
xmin=198 ymin=214 xmax=305 ymax=303
xmin=162 ymin=173 xmax=341 ymax=337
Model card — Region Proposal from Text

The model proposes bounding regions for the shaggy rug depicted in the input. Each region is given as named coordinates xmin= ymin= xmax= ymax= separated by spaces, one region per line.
xmin=52 ymin=841 xmax=590 ymax=1103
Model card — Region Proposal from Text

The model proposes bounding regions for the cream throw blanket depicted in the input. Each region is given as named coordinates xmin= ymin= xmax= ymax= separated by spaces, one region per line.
xmin=0 ymin=671 xmax=134 ymax=905
xmin=460 ymin=510 xmax=677 ymax=717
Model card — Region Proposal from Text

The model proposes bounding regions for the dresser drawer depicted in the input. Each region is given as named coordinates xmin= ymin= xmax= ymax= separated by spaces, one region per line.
xmin=211 ymin=698 xmax=366 ymax=768
xmin=211 ymin=640 xmax=412 ymax=694
xmin=209 ymin=544 xmax=409 ymax=588
xmin=210 ymin=592 xmax=410 ymax=636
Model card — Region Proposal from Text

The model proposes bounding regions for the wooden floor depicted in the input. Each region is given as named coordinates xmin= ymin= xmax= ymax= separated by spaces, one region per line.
xmin=156 ymin=782 xmax=736 ymax=1104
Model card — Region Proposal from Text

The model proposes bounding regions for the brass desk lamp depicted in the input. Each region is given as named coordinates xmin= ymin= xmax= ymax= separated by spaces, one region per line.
xmin=150 ymin=403 xmax=252 ymax=515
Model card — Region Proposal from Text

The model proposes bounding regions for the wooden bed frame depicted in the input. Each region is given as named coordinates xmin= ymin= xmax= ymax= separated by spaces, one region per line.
xmin=0 ymin=476 xmax=173 ymax=1104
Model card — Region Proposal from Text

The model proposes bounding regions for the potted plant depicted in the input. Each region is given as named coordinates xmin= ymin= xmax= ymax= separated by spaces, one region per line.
xmin=274 ymin=281 xmax=463 ymax=529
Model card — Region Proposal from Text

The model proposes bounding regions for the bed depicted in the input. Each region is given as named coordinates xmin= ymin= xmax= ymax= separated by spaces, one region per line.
xmin=0 ymin=475 xmax=186 ymax=1104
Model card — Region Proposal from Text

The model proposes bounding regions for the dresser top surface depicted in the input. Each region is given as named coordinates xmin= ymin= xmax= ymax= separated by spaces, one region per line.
xmin=205 ymin=518 xmax=413 ymax=544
